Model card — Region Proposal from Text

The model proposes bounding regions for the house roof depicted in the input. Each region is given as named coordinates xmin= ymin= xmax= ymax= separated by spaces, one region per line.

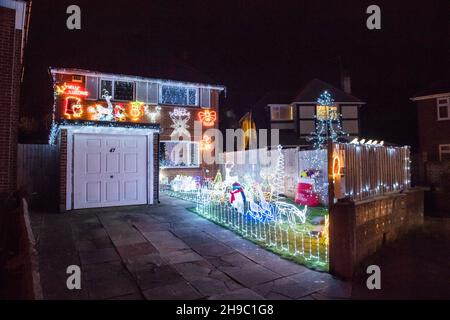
xmin=291 ymin=78 xmax=364 ymax=104
xmin=49 ymin=63 xmax=226 ymax=92
xmin=411 ymin=80 xmax=450 ymax=100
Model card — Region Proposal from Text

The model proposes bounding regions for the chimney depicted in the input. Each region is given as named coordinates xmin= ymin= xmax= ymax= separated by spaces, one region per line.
xmin=343 ymin=75 xmax=351 ymax=94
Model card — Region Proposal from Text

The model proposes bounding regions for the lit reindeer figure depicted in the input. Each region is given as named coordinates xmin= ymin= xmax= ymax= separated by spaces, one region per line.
xmin=144 ymin=105 xmax=161 ymax=123
xmin=273 ymin=202 xmax=308 ymax=225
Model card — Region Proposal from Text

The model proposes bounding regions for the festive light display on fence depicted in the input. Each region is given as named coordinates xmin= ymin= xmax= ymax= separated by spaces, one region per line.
xmin=350 ymin=138 xmax=384 ymax=146
xmin=165 ymin=145 xmax=329 ymax=270
xmin=335 ymin=142 xmax=411 ymax=201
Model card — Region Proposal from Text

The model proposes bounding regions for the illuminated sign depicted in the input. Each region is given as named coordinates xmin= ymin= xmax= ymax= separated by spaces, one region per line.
xmin=56 ymin=83 xmax=89 ymax=97
xmin=198 ymin=109 xmax=217 ymax=126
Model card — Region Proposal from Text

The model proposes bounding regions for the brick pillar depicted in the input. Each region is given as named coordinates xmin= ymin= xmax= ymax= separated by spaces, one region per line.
xmin=329 ymin=200 xmax=356 ymax=280
xmin=0 ymin=6 xmax=24 ymax=194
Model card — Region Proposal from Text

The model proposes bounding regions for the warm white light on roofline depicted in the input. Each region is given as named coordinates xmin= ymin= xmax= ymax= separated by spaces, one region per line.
xmin=350 ymin=138 xmax=384 ymax=146
xmin=50 ymin=68 xmax=226 ymax=91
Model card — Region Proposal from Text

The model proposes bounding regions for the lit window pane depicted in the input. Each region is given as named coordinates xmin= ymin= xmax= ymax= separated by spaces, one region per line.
xmin=316 ymin=105 xmax=338 ymax=120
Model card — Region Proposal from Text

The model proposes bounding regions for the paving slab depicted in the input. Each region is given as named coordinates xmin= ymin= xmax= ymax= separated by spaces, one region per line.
xmin=220 ymin=264 xmax=282 ymax=287
xmin=143 ymin=281 xmax=203 ymax=300
xmin=79 ymin=247 xmax=121 ymax=265
xmin=208 ymin=288 xmax=265 ymax=300
xmin=34 ymin=194 xmax=350 ymax=300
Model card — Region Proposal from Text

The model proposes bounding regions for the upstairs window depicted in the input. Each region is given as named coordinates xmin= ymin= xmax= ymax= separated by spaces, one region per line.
xmin=439 ymin=144 xmax=450 ymax=161
xmin=316 ymin=105 xmax=338 ymax=120
xmin=114 ymin=81 xmax=134 ymax=101
xmin=99 ymin=80 xmax=135 ymax=101
xmin=160 ymin=85 xmax=198 ymax=106
xmin=270 ymin=105 xmax=293 ymax=121
xmin=437 ymin=97 xmax=450 ymax=120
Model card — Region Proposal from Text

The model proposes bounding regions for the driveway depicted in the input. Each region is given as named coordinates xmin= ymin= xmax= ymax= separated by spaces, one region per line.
xmin=31 ymin=195 xmax=349 ymax=300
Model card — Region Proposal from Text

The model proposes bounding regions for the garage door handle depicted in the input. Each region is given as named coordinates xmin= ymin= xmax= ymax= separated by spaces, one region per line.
xmin=110 ymin=175 xmax=114 ymax=178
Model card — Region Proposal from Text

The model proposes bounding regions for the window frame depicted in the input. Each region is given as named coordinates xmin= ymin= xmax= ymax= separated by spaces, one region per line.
xmin=99 ymin=78 xmax=136 ymax=102
xmin=439 ymin=144 xmax=450 ymax=161
xmin=159 ymin=140 xmax=201 ymax=169
xmin=270 ymin=105 xmax=294 ymax=121
xmin=437 ymin=97 xmax=450 ymax=121
xmin=159 ymin=85 xmax=199 ymax=107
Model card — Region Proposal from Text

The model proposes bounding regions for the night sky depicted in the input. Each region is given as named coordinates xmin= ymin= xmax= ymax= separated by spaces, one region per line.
xmin=21 ymin=0 xmax=450 ymax=148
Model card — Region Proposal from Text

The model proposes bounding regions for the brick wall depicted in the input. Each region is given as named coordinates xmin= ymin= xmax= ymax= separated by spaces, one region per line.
xmin=0 ymin=6 xmax=23 ymax=193
xmin=159 ymin=91 xmax=220 ymax=182
xmin=416 ymin=99 xmax=450 ymax=161
xmin=329 ymin=189 xmax=424 ymax=279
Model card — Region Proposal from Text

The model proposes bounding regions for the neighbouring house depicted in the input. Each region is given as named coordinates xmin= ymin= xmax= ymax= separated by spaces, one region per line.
xmin=250 ymin=78 xmax=364 ymax=148
xmin=411 ymin=81 xmax=450 ymax=162
xmin=411 ymin=80 xmax=450 ymax=215
xmin=49 ymin=68 xmax=225 ymax=211
xmin=0 ymin=0 xmax=30 ymax=195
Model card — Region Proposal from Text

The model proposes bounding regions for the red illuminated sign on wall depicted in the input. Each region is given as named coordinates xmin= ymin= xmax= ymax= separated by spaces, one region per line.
xmin=56 ymin=83 xmax=89 ymax=97
xmin=198 ymin=110 xmax=217 ymax=126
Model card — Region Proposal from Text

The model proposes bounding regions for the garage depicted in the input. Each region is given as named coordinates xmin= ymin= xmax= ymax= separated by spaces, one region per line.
xmin=73 ymin=133 xmax=149 ymax=209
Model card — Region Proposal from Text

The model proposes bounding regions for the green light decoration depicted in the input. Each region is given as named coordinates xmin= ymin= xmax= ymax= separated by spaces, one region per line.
xmin=213 ymin=170 xmax=223 ymax=185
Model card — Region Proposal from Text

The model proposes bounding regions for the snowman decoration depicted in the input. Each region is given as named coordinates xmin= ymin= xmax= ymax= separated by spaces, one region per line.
xmin=229 ymin=182 xmax=246 ymax=214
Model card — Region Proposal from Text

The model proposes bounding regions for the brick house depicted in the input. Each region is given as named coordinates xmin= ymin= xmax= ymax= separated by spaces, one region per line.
xmin=411 ymin=81 xmax=450 ymax=162
xmin=251 ymin=78 xmax=364 ymax=147
xmin=0 ymin=0 xmax=30 ymax=194
xmin=49 ymin=68 xmax=225 ymax=211
xmin=411 ymin=81 xmax=450 ymax=215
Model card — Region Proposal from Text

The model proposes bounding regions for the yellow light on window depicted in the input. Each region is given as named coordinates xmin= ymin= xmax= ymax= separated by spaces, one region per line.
xmin=316 ymin=105 xmax=338 ymax=120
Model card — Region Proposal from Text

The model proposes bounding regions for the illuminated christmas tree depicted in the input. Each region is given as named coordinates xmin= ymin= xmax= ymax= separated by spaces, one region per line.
xmin=213 ymin=170 xmax=223 ymax=185
xmin=271 ymin=145 xmax=285 ymax=203
xmin=307 ymin=90 xmax=348 ymax=148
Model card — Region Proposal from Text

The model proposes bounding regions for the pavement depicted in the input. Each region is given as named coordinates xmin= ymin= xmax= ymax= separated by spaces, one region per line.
xmin=31 ymin=195 xmax=450 ymax=300
xmin=31 ymin=195 xmax=350 ymax=300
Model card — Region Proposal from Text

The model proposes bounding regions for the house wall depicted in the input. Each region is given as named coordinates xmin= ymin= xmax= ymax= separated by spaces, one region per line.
xmin=269 ymin=103 xmax=360 ymax=146
xmin=0 ymin=4 xmax=25 ymax=193
xmin=416 ymin=98 xmax=450 ymax=161
xmin=52 ymin=71 xmax=221 ymax=185
xmin=160 ymin=90 xmax=220 ymax=183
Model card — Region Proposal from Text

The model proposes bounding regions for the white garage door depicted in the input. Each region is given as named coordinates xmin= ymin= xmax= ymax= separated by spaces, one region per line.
xmin=73 ymin=133 xmax=148 ymax=209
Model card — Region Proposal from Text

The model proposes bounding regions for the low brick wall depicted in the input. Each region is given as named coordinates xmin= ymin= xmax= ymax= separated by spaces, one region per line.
xmin=329 ymin=188 xmax=424 ymax=279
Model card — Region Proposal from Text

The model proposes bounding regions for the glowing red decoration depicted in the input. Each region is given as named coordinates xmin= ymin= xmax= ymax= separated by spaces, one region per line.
xmin=56 ymin=82 xmax=89 ymax=97
xmin=198 ymin=110 xmax=217 ymax=126
xmin=64 ymin=96 xmax=82 ymax=118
